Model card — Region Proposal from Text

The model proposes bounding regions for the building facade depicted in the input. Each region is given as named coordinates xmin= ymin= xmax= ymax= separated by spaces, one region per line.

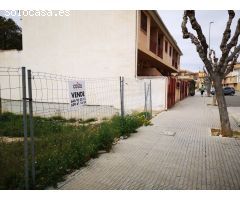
xmin=223 ymin=63 xmax=240 ymax=91
xmin=137 ymin=11 xmax=182 ymax=76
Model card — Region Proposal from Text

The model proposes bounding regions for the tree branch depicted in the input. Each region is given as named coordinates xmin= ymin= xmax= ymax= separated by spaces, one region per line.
xmin=181 ymin=11 xmax=213 ymax=75
xmin=224 ymin=55 xmax=239 ymax=77
xmin=222 ymin=45 xmax=240 ymax=77
xmin=185 ymin=10 xmax=209 ymax=55
xmin=226 ymin=43 xmax=240 ymax=62
xmin=220 ymin=10 xmax=235 ymax=52
xmin=219 ymin=17 xmax=240 ymax=68
xmin=209 ymin=49 xmax=219 ymax=72
xmin=209 ymin=49 xmax=218 ymax=64
xmin=227 ymin=18 xmax=240 ymax=50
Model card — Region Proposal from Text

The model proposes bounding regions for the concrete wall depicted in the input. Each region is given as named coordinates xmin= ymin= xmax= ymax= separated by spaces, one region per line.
xmin=0 ymin=51 xmax=23 ymax=101
xmin=0 ymin=77 xmax=167 ymax=119
xmin=22 ymin=11 xmax=137 ymax=78
xmin=0 ymin=50 xmax=22 ymax=67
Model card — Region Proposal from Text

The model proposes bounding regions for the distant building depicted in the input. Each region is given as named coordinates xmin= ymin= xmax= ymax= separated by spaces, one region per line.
xmin=177 ymin=69 xmax=195 ymax=81
xmin=175 ymin=69 xmax=196 ymax=102
xmin=195 ymin=70 xmax=207 ymax=88
xmin=223 ymin=63 xmax=240 ymax=91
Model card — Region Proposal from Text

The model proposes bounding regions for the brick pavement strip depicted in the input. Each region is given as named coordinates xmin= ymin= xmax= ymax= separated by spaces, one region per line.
xmin=58 ymin=95 xmax=240 ymax=190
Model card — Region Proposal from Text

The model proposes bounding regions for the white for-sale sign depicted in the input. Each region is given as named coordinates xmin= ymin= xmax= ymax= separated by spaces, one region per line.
xmin=68 ymin=80 xmax=86 ymax=108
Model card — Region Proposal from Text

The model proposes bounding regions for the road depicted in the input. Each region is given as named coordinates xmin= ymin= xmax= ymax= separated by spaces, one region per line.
xmin=225 ymin=91 xmax=240 ymax=107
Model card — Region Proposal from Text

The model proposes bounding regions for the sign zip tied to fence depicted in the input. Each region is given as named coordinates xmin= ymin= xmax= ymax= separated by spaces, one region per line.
xmin=68 ymin=80 xmax=86 ymax=108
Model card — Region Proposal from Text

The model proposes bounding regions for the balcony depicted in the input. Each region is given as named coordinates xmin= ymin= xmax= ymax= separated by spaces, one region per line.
xmin=150 ymin=38 xmax=163 ymax=59
xmin=150 ymin=39 xmax=157 ymax=54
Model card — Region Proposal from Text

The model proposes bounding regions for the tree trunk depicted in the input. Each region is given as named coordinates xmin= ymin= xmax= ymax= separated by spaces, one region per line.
xmin=213 ymin=77 xmax=232 ymax=137
xmin=204 ymin=76 xmax=211 ymax=97
xmin=212 ymin=95 xmax=217 ymax=106
xmin=206 ymin=83 xmax=211 ymax=97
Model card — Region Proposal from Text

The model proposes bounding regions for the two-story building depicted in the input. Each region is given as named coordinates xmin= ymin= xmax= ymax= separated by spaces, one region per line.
xmin=137 ymin=11 xmax=182 ymax=76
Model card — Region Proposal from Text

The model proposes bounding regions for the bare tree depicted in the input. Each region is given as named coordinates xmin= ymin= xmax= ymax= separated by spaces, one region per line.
xmin=181 ymin=10 xmax=240 ymax=137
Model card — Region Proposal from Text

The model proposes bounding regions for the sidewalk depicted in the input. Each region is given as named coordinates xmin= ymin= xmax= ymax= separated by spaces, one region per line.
xmin=228 ymin=107 xmax=240 ymax=127
xmin=59 ymin=95 xmax=240 ymax=190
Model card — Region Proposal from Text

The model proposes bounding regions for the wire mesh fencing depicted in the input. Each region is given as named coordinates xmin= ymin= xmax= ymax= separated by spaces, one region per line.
xmin=30 ymin=71 xmax=121 ymax=120
xmin=0 ymin=67 xmax=167 ymax=189
xmin=0 ymin=67 xmax=31 ymax=190
xmin=0 ymin=67 xmax=22 ymax=115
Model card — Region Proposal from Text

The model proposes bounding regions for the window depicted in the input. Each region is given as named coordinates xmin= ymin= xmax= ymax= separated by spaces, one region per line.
xmin=141 ymin=11 xmax=147 ymax=32
xmin=169 ymin=46 xmax=172 ymax=57
xmin=165 ymin=40 xmax=168 ymax=53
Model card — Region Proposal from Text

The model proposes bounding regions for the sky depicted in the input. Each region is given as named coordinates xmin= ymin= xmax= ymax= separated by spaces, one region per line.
xmin=1 ymin=10 xmax=240 ymax=72
xmin=159 ymin=10 xmax=240 ymax=72
xmin=0 ymin=10 xmax=21 ymax=25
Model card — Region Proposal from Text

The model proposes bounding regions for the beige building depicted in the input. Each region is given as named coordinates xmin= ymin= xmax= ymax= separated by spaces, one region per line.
xmin=223 ymin=63 xmax=240 ymax=91
xmin=137 ymin=11 xmax=182 ymax=76
xmin=177 ymin=69 xmax=195 ymax=81
xmin=195 ymin=70 xmax=207 ymax=88
xmin=175 ymin=69 xmax=196 ymax=102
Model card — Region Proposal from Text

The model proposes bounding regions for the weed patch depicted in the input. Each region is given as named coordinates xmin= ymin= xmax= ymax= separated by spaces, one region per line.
xmin=0 ymin=112 xmax=150 ymax=189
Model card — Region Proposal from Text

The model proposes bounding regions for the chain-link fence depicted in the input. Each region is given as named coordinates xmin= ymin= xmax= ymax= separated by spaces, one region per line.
xmin=0 ymin=66 xmax=166 ymax=189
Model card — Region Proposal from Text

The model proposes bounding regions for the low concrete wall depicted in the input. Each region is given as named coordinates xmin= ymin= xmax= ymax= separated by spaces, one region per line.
xmin=0 ymin=76 xmax=167 ymax=120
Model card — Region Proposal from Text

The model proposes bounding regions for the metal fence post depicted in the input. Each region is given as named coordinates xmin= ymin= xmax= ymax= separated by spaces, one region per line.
xmin=22 ymin=67 xmax=29 ymax=189
xmin=149 ymin=80 xmax=152 ymax=118
xmin=27 ymin=69 xmax=35 ymax=188
xmin=120 ymin=76 xmax=124 ymax=118
xmin=144 ymin=82 xmax=147 ymax=117
xmin=0 ymin=84 xmax=2 ymax=115
xmin=120 ymin=76 xmax=125 ymax=135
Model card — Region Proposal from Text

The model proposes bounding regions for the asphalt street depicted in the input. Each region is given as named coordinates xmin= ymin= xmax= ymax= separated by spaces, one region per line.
xmin=225 ymin=91 xmax=240 ymax=107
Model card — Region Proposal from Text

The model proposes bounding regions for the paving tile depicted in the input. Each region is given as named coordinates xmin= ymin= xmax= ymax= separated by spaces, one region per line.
xmin=59 ymin=94 xmax=240 ymax=190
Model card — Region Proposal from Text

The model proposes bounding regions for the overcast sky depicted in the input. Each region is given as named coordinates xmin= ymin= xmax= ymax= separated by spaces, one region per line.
xmin=159 ymin=10 xmax=240 ymax=72
xmin=1 ymin=10 xmax=240 ymax=72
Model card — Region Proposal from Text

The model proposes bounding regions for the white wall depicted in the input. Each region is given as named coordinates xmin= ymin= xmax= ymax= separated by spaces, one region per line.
xmin=0 ymin=76 xmax=167 ymax=119
xmin=0 ymin=50 xmax=22 ymax=67
xmin=0 ymin=50 xmax=23 ymax=101
xmin=22 ymin=11 xmax=137 ymax=78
